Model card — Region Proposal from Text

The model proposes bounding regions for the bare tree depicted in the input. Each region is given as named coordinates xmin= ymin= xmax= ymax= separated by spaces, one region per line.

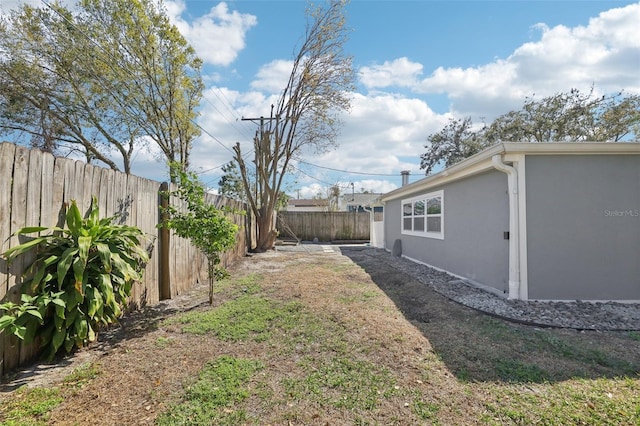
xmin=233 ymin=0 xmax=355 ymax=252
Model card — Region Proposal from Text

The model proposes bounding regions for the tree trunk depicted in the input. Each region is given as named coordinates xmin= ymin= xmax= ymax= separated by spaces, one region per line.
xmin=253 ymin=209 xmax=277 ymax=252
xmin=207 ymin=258 xmax=215 ymax=305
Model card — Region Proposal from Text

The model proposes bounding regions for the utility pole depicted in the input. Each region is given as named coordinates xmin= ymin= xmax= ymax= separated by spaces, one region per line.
xmin=241 ymin=105 xmax=277 ymax=208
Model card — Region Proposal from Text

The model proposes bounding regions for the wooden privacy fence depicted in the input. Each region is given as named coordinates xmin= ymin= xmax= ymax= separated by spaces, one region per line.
xmin=0 ymin=142 xmax=250 ymax=376
xmin=277 ymin=211 xmax=370 ymax=242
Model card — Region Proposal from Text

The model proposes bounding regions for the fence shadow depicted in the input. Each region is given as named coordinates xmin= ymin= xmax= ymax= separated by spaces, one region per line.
xmin=0 ymin=284 xmax=211 ymax=392
xmin=339 ymin=247 xmax=640 ymax=384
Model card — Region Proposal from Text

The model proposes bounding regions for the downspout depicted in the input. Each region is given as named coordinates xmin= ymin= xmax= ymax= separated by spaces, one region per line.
xmin=363 ymin=205 xmax=373 ymax=245
xmin=492 ymin=155 xmax=520 ymax=300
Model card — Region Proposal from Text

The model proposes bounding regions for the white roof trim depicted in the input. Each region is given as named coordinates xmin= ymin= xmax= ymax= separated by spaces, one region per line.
xmin=381 ymin=142 xmax=640 ymax=202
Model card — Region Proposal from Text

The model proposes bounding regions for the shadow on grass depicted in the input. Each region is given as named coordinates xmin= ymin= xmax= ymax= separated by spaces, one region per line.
xmin=0 ymin=288 xmax=211 ymax=391
xmin=339 ymin=247 xmax=640 ymax=384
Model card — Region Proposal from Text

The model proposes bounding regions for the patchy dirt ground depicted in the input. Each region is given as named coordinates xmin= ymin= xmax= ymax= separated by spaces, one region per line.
xmin=1 ymin=247 xmax=639 ymax=425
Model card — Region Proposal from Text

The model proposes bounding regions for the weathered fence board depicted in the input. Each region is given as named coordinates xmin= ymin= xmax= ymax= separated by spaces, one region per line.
xmin=137 ymin=177 xmax=160 ymax=308
xmin=0 ymin=143 xmax=250 ymax=376
xmin=278 ymin=211 xmax=370 ymax=242
xmin=0 ymin=143 xmax=16 ymax=377
xmin=20 ymin=149 xmax=43 ymax=364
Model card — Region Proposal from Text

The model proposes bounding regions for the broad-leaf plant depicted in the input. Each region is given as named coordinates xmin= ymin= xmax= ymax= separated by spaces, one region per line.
xmin=0 ymin=197 xmax=148 ymax=360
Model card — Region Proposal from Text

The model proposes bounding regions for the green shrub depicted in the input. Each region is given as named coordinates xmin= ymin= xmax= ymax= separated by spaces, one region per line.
xmin=162 ymin=165 xmax=239 ymax=304
xmin=0 ymin=196 xmax=148 ymax=360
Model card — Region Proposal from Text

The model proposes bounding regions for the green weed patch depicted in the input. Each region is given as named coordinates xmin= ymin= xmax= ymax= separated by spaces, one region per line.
xmin=0 ymin=387 xmax=63 ymax=426
xmin=284 ymin=355 xmax=396 ymax=410
xmin=213 ymin=274 xmax=263 ymax=297
xmin=166 ymin=295 xmax=282 ymax=341
xmin=63 ymin=362 xmax=101 ymax=388
xmin=482 ymin=377 xmax=640 ymax=425
xmin=157 ymin=355 xmax=264 ymax=426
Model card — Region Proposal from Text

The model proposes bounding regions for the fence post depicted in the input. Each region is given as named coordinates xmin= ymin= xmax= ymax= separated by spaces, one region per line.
xmin=158 ymin=182 xmax=171 ymax=300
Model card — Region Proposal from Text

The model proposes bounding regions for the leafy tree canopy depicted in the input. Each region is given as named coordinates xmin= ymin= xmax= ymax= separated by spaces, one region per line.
xmin=0 ymin=0 xmax=203 ymax=179
xmin=420 ymin=89 xmax=640 ymax=175
xmin=218 ymin=162 xmax=247 ymax=202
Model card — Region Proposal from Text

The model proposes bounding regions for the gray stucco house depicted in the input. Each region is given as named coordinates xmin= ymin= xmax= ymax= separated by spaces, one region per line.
xmin=380 ymin=143 xmax=640 ymax=302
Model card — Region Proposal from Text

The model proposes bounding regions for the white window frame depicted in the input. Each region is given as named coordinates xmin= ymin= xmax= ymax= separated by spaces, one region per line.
xmin=401 ymin=190 xmax=444 ymax=239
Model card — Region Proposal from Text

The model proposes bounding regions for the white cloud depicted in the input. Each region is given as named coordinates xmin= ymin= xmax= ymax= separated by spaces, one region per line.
xmin=250 ymin=59 xmax=294 ymax=93
xmin=293 ymin=179 xmax=397 ymax=199
xmin=1 ymin=0 xmax=53 ymax=10
xmin=165 ymin=1 xmax=257 ymax=67
xmin=0 ymin=0 xmax=76 ymax=16
xmin=413 ymin=2 xmax=640 ymax=119
xmin=359 ymin=57 xmax=423 ymax=89
xmin=354 ymin=179 xmax=398 ymax=194
xmin=294 ymin=183 xmax=324 ymax=199
xmin=337 ymin=92 xmax=446 ymax=158
xmin=207 ymin=89 xmax=448 ymax=195
xmin=511 ymin=3 xmax=640 ymax=93
xmin=192 ymin=57 xmax=443 ymax=193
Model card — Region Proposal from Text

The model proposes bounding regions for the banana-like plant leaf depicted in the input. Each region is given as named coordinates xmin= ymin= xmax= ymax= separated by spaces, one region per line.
xmin=57 ymin=247 xmax=79 ymax=288
xmin=66 ymin=200 xmax=83 ymax=237
xmin=28 ymin=255 xmax=54 ymax=291
xmin=13 ymin=226 xmax=50 ymax=235
xmin=75 ymin=318 xmax=89 ymax=347
xmin=0 ymin=194 xmax=147 ymax=359
xmin=54 ymin=313 xmax=64 ymax=330
xmin=55 ymin=304 xmax=65 ymax=320
xmin=110 ymin=253 xmax=132 ymax=281
xmin=87 ymin=196 xmax=100 ymax=227
xmin=64 ymin=336 xmax=74 ymax=353
xmin=72 ymin=257 xmax=86 ymax=295
xmin=77 ymin=235 xmax=91 ymax=264
xmin=88 ymin=325 xmax=96 ymax=342
xmin=95 ymin=243 xmax=112 ymax=273
xmin=23 ymin=320 xmax=39 ymax=343
xmin=2 ymin=237 xmax=47 ymax=261
xmin=98 ymin=274 xmax=116 ymax=308
xmin=65 ymin=309 xmax=78 ymax=328
xmin=38 ymin=323 xmax=55 ymax=347
xmin=86 ymin=287 xmax=103 ymax=319
xmin=111 ymin=303 xmax=122 ymax=320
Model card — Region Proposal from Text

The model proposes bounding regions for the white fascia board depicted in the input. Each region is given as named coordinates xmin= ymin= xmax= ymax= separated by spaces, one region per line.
xmin=502 ymin=142 xmax=640 ymax=155
xmin=381 ymin=145 xmax=505 ymax=202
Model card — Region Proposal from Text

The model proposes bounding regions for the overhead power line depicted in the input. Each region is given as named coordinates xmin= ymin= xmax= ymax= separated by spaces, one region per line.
xmin=289 ymin=163 xmax=340 ymax=187
xmin=201 ymin=87 xmax=255 ymax=142
xmin=297 ymin=160 xmax=416 ymax=177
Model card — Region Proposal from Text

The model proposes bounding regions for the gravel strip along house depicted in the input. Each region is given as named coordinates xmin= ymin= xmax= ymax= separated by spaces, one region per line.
xmin=380 ymin=142 xmax=640 ymax=302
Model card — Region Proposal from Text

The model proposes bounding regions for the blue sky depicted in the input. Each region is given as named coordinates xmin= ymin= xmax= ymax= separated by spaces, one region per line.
xmin=3 ymin=0 xmax=640 ymax=197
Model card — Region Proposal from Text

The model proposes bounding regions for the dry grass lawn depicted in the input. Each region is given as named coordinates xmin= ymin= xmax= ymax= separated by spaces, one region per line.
xmin=0 ymin=248 xmax=638 ymax=425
